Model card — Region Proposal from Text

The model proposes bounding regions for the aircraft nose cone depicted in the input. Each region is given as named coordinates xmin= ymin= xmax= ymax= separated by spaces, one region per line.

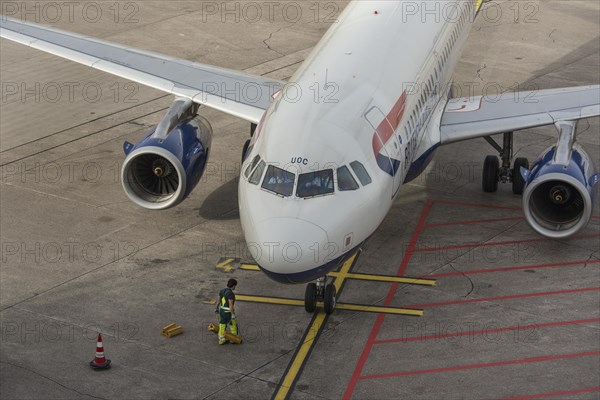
xmin=250 ymin=218 xmax=330 ymax=281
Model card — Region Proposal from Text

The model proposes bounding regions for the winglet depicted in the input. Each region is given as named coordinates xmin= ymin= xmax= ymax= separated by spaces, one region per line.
xmin=123 ymin=141 xmax=134 ymax=156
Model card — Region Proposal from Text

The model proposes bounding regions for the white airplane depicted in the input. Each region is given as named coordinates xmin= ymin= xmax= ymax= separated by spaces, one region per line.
xmin=2 ymin=0 xmax=599 ymax=313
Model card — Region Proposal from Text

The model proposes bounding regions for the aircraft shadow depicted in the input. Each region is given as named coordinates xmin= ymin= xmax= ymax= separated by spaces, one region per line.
xmin=522 ymin=35 xmax=600 ymax=87
xmin=197 ymin=177 xmax=240 ymax=220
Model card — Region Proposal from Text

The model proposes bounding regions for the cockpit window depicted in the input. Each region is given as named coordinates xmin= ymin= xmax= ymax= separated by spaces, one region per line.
xmin=244 ymin=155 xmax=261 ymax=178
xmin=297 ymin=169 xmax=334 ymax=198
xmin=337 ymin=166 xmax=359 ymax=191
xmin=261 ymin=165 xmax=295 ymax=197
xmin=350 ymin=161 xmax=372 ymax=186
xmin=249 ymin=160 xmax=266 ymax=185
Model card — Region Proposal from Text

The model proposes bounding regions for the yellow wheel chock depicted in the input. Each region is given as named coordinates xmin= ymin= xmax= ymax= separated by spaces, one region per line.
xmin=161 ymin=323 xmax=183 ymax=338
xmin=207 ymin=323 xmax=242 ymax=344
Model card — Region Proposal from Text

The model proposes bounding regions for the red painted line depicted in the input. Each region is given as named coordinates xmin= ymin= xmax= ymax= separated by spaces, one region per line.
xmin=427 ymin=259 xmax=600 ymax=278
xmin=343 ymin=300 xmax=386 ymax=399
xmin=359 ymin=351 xmax=600 ymax=380
xmin=498 ymin=386 xmax=600 ymax=400
xmin=424 ymin=216 xmax=523 ymax=228
xmin=415 ymin=233 xmax=600 ymax=253
xmin=343 ymin=199 xmax=433 ymax=400
xmin=407 ymin=287 xmax=600 ymax=308
xmin=373 ymin=318 xmax=600 ymax=344
xmin=384 ymin=201 xmax=434 ymax=302
xmin=433 ymin=199 xmax=521 ymax=211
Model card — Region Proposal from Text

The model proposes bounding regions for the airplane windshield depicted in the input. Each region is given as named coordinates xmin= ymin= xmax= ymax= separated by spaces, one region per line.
xmin=249 ymin=160 xmax=266 ymax=185
xmin=337 ymin=166 xmax=359 ymax=191
xmin=244 ymin=155 xmax=261 ymax=178
xmin=297 ymin=169 xmax=334 ymax=198
xmin=261 ymin=165 xmax=296 ymax=197
xmin=350 ymin=161 xmax=372 ymax=185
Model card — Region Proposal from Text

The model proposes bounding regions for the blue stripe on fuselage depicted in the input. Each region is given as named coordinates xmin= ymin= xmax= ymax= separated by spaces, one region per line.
xmin=257 ymin=245 xmax=361 ymax=284
xmin=376 ymin=154 xmax=401 ymax=177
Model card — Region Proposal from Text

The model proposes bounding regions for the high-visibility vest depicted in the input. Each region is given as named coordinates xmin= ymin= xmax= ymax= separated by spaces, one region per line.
xmin=219 ymin=288 xmax=234 ymax=312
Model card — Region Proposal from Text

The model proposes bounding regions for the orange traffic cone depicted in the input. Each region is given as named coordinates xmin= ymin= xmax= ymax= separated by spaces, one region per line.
xmin=89 ymin=333 xmax=111 ymax=370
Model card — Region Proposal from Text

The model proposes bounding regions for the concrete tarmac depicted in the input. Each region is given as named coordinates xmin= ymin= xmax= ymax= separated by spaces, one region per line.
xmin=1 ymin=1 xmax=598 ymax=399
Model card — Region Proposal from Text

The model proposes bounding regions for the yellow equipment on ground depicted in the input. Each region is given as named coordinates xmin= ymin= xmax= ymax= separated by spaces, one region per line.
xmin=208 ymin=323 xmax=242 ymax=344
xmin=161 ymin=323 xmax=183 ymax=338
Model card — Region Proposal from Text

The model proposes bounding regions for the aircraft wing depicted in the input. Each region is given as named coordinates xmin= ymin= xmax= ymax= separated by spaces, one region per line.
xmin=440 ymin=85 xmax=600 ymax=144
xmin=0 ymin=17 xmax=284 ymax=124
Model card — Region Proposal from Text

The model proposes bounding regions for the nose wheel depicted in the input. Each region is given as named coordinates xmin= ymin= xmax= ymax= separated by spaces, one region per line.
xmin=304 ymin=283 xmax=317 ymax=313
xmin=304 ymin=277 xmax=337 ymax=314
xmin=323 ymin=283 xmax=337 ymax=314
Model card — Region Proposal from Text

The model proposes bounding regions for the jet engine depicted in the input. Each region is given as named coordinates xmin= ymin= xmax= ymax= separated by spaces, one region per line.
xmin=121 ymin=98 xmax=213 ymax=210
xmin=522 ymin=121 xmax=599 ymax=238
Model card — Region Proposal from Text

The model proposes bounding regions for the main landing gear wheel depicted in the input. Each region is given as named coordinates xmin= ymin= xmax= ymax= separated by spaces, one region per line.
xmin=304 ymin=283 xmax=317 ymax=313
xmin=512 ymin=157 xmax=529 ymax=195
xmin=323 ymin=284 xmax=337 ymax=315
xmin=482 ymin=155 xmax=499 ymax=192
xmin=482 ymin=132 xmax=529 ymax=196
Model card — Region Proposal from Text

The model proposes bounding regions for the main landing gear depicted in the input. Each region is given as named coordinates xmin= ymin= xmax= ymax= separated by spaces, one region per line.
xmin=304 ymin=277 xmax=337 ymax=314
xmin=482 ymin=132 xmax=530 ymax=195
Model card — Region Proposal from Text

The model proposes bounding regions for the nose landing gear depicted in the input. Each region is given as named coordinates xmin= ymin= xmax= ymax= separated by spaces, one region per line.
xmin=304 ymin=277 xmax=337 ymax=314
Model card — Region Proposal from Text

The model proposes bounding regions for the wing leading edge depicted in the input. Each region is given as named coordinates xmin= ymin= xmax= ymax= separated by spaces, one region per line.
xmin=0 ymin=17 xmax=284 ymax=123
xmin=440 ymin=85 xmax=600 ymax=144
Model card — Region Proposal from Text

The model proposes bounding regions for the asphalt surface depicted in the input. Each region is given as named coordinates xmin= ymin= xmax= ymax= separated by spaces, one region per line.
xmin=1 ymin=1 xmax=599 ymax=399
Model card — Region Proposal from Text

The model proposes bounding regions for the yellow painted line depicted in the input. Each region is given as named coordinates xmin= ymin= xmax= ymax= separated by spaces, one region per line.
xmin=216 ymin=257 xmax=238 ymax=272
xmin=216 ymin=257 xmax=235 ymax=268
xmin=336 ymin=304 xmax=423 ymax=316
xmin=236 ymin=295 xmax=304 ymax=307
xmin=239 ymin=261 xmax=435 ymax=286
xmin=273 ymin=253 xmax=358 ymax=400
xmin=333 ymin=252 xmax=357 ymax=291
xmin=239 ymin=263 xmax=260 ymax=271
xmin=476 ymin=0 xmax=485 ymax=12
xmin=238 ymin=250 xmax=424 ymax=400
xmin=273 ymin=312 xmax=327 ymax=400
xmin=328 ymin=272 xmax=436 ymax=286
xmin=238 ymin=295 xmax=418 ymax=316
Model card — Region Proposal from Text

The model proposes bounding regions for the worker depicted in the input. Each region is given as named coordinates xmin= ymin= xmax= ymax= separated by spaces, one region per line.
xmin=216 ymin=278 xmax=238 ymax=345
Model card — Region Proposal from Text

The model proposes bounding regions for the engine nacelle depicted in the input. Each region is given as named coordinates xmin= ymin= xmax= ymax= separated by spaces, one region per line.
xmin=522 ymin=143 xmax=598 ymax=238
xmin=121 ymin=114 xmax=213 ymax=210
